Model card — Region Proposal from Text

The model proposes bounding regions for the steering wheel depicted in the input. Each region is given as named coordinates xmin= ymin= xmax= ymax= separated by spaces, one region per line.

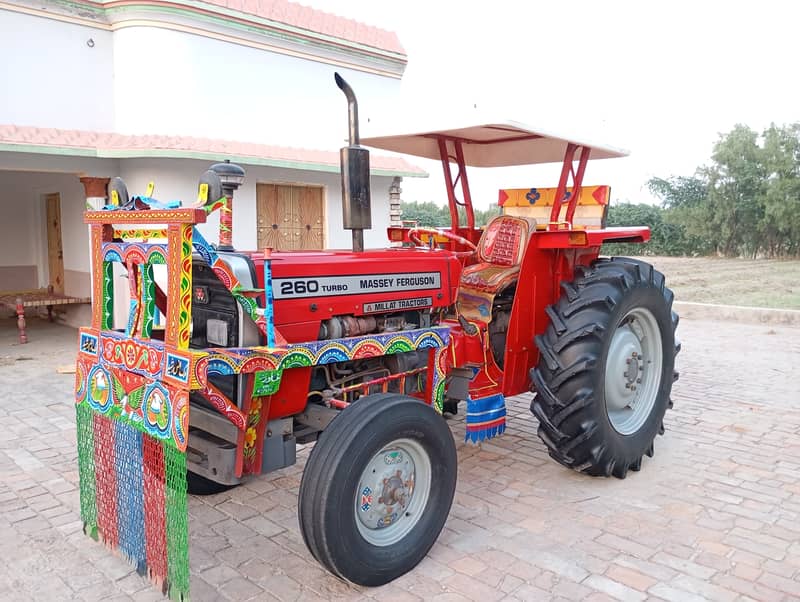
xmin=408 ymin=227 xmax=478 ymax=258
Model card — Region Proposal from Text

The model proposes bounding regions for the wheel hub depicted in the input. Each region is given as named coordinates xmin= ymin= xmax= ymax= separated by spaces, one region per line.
xmin=379 ymin=471 xmax=411 ymax=509
xmin=358 ymin=449 xmax=415 ymax=531
xmin=624 ymin=353 xmax=640 ymax=385
xmin=605 ymin=326 xmax=643 ymax=411
xmin=355 ymin=439 xmax=431 ymax=546
xmin=604 ymin=308 xmax=664 ymax=435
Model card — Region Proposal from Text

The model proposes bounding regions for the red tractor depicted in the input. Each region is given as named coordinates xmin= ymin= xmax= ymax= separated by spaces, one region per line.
xmin=75 ymin=74 xmax=678 ymax=596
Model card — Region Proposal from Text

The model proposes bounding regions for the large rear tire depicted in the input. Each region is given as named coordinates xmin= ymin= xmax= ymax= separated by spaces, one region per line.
xmin=298 ymin=393 xmax=457 ymax=586
xmin=531 ymin=257 xmax=680 ymax=479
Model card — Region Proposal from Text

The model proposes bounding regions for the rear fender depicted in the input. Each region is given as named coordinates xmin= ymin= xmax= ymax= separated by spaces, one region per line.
xmin=501 ymin=232 xmax=609 ymax=397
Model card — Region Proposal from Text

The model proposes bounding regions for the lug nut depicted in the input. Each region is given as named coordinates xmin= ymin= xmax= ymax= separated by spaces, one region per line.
xmin=637 ymin=378 xmax=642 ymax=384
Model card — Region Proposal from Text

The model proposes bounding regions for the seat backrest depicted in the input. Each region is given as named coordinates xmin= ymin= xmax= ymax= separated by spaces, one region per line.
xmin=499 ymin=185 xmax=610 ymax=229
xmin=477 ymin=215 xmax=537 ymax=267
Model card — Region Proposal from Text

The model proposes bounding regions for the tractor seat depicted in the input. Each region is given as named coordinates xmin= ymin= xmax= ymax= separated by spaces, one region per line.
xmin=460 ymin=215 xmax=536 ymax=292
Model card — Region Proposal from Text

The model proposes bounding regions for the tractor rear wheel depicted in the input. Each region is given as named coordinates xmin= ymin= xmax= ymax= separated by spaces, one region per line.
xmin=298 ymin=393 xmax=457 ymax=586
xmin=531 ymin=257 xmax=680 ymax=478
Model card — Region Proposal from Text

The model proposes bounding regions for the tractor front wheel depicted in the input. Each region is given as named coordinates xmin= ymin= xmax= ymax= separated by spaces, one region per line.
xmin=531 ymin=257 xmax=679 ymax=478
xmin=298 ymin=393 xmax=457 ymax=586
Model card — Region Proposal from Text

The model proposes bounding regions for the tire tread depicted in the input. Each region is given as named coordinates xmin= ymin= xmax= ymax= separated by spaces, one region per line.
xmin=530 ymin=257 xmax=679 ymax=479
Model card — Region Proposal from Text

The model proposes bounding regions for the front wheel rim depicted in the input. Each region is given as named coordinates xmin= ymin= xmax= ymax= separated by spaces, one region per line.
xmin=604 ymin=307 xmax=663 ymax=435
xmin=354 ymin=438 xmax=431 ymax=547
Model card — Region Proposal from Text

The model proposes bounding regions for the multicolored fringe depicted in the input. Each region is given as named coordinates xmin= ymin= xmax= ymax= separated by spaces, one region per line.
xmin=76 ymin=403 xmax=189 ymax=600
xmin=465 ymin=393 xmax=507 ymax=442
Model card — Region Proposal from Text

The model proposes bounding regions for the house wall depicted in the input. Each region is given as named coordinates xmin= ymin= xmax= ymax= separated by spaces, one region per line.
xmin=118 ymin=158 xmax=396 ymax=250
xmin=0 ymin=6 xmax=409 ymax=332
xmin=112 ymin=27 xmax=400 ymax=148
xmin=0 ymin=154 xmax=399 ymax=331
xmin=0 ymin=9 xmax=115 ymax=131
xmin=0 ymin=8 xmax=400 ymax=146
xmin=0 ymin=170 xmax=91 ymax=297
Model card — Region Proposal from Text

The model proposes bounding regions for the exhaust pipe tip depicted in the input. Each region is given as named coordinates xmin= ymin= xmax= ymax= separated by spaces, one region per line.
xmin=334 ymin=72 xmax=359 ymax=146
xmin=334 ymin=72 xmax=346 ymax=92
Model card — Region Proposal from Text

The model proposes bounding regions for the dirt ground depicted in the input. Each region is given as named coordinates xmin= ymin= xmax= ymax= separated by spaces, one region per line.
xmin=633 ymin=256 xmax=800 ymax=310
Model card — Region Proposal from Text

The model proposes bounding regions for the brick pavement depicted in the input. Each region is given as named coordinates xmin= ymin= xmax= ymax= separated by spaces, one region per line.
xmin=1 ymin=315 xmax=799 ymax=601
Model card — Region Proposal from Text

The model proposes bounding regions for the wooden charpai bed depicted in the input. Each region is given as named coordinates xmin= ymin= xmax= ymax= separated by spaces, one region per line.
xmin=1 ymin=287 xmax=90 ymax=343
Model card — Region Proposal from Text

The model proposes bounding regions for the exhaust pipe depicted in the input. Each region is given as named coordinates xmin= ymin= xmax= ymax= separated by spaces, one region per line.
xmin=335 ymin=73 xmax=360 ymax=146
xmin=335 ymin=73 xmax=371 ymax=252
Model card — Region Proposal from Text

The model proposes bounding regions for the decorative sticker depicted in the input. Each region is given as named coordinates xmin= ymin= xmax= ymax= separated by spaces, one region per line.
xmin=360 ymin=487 xmax=373 ymax=512
xmin=79 ymin=332 xmax=99 ymax=356
xmin=383 ymin=450 xmax=403 ymax=465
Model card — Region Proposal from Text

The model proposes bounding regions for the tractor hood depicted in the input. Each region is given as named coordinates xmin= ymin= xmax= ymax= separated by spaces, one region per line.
xmin=248 ymin=247 xmax=463 ymax=342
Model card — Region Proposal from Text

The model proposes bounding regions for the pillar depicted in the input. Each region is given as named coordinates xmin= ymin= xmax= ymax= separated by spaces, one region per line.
xmin=79 ymin=177 xmax=111 ymax=323
xmin=389 ymin=177 xmax=403 ymax=228
xmin=389 ymin=177 xmax=404 ymax=247
xmin=80 ymin=177 xmax=110 ymax=211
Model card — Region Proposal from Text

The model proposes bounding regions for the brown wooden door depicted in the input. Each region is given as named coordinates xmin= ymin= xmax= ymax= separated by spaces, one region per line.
xmin=45 ymin=193 xmax=64 ymax=293
xmin=256 ymin=184 xmax=289 ymax=250
xmin=296 ymin=186 xmax=324 ymax=249
xmin=257 ymin=184 xmax=323 ymax=250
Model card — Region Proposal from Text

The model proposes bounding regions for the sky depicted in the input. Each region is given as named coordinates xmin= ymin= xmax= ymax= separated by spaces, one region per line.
xmin=306 ymin=0 xmax=800 ymax=209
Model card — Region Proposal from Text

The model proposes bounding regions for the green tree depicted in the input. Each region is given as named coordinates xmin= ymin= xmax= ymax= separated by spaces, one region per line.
xmin=647 ymin=175 xmax=714 ymax=255
xmin=604 ymin=202 xmax=691 ymax=256
xmin=761 ymin=123 xmax=800 ymax=257
xmin=705 ymin=124 xmax=766 ymax=257
xmin=400 ymin=202 xmax=500 ymax=228
xmin=399 ymin=201 xmax=450 ymax=227
xmin=647 ymin=122 xmax=800 ymax=258
xmin=473 ymin=205 xmax=502 ymax=226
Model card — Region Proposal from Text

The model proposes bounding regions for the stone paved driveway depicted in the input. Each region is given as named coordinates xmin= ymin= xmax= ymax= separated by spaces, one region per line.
xmin=1 ymin=316 xmax=799 ymax=601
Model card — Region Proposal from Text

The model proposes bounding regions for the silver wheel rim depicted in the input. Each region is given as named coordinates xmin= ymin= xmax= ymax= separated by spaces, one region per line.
xmin=604 ymin=307 xmax=663 ymax=435
xmin=354 ymin=438 xmax=431 ymax=547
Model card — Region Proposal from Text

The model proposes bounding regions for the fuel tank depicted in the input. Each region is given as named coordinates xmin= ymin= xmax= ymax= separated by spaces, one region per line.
xmin=250 ymin=248 xmax=462 ymax=342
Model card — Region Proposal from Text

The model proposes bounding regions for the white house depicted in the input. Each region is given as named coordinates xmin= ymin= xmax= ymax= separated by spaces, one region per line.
xmin=0 ymin=0 xmax=424 ymax=329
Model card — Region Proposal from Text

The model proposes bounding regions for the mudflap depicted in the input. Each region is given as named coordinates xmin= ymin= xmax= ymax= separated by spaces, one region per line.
xmin=465 ymin=393 xmax=507 ymax=442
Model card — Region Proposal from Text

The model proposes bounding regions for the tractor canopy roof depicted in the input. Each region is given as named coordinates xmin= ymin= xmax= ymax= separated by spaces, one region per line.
xmin=361 ymin=120 xmax=628 ymax=168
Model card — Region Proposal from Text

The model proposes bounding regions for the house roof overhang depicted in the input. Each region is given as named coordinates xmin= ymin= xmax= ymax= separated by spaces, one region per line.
xmin=3 ymin=0 xmax=407 ymax=78
xmin=0 ymin=124 xmax=427 ymax=178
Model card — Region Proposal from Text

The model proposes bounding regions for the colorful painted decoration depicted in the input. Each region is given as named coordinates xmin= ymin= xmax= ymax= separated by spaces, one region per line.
xmin=79 ymin=206 xmax=205 ymax=600
xmin=465 ymin=393 xmax=507 ymax=442
xmin=498 ymin=184 xmax=610 ymax=207
xmin=77 ymin=188 xmax=459 ymax=601
xmin=76 ymin=404 xmax=189 ymax=600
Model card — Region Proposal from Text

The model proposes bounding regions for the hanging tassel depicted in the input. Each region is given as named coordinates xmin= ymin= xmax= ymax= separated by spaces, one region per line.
xmin=465 ymin=393 xmax=507 ymax=443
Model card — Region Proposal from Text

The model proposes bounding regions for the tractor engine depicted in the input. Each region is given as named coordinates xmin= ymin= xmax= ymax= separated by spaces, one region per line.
xmin=186 ymin=247 xmax=461 ymax=482
xmin=266 ymin=248 xmax=461 ymax=405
